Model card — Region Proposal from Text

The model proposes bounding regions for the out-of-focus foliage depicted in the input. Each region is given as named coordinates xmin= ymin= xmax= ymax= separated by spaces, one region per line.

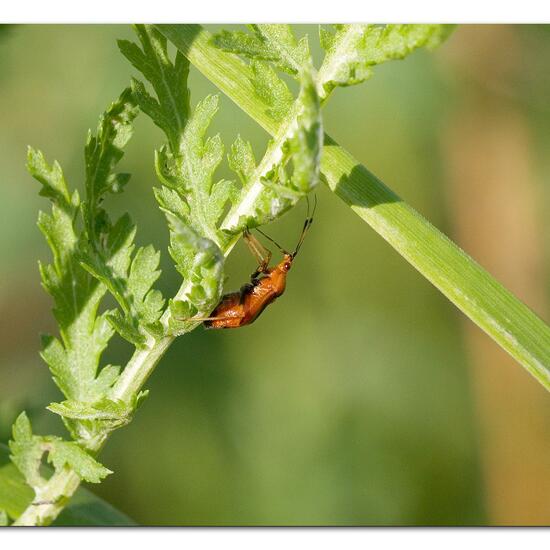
xmin=1 ymin=25 xmax=549 ymax=525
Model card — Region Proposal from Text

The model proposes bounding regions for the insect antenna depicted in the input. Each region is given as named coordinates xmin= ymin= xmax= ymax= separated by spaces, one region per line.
xmin=253 ymin=194 xmax=317 ymax=259
xmin=254 ymin=227 xmax=288 ymax=255
xmin=292 ymin=194 xmax=317 ymax=258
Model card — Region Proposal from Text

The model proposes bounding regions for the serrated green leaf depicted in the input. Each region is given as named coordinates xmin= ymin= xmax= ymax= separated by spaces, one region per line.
xmin=83 ymin=87 xmax=138 ymax=246
xmin=80 ymin=216 xmax=164 ymax=347
xmin=228 ymin=135 xmax=256 ymax=186
xmin=79 ymin=220 xmax=136 ymax=315
xmin=48 ymin=398 xmax=133 ymax=434
xmin=250 ymin=60 xmax=294 ymax=122
xmin=207 ymin=179 xmax=239 ymax=228
xmin=47 ymin=398 xmax=131 ymax=422
xmin=153 ymin=184 xmax=189 ymax=217
xmin=317 ymin=24 xmax=455 ymax=99
xmin=9 ymin=413 xmax=111 ymax=489
xmin=252 ymin=24 xmax=310 ymax=75
xmin=163 ymin=93 xmax=238 ymax=244
xmin=11 ymin=412 xmax=32 ymax=443
xmin=213 ymin=24 xmax=309 ymax=76
xmin=118 ymin=24 xmax=190 ymax=151
xmin=92 ymin=365 xmax=121 ymax=395
xmin=128 ymin=246 xmax=164 ymax=322
xmin=40 ymin=335 xmax=73 ymax=399
xmin=213 ymin=29 xmax=275 ymax=63
xmin=84 ymin=88 xmax=137 ymax=201
xmin=27 ymin=147 xmax=74 ymax=211
xmin=47 ymin=441 xmax=111 ymax=484
xmin=109 ymin=244 xmax=165 ymax=345
xmin=106 ymin=310 xmax=145 ymax=347
xmin=9 ymin=414 xmax=48 ymax=490
xmin=79 ymin=88 xmax=165 ymax=350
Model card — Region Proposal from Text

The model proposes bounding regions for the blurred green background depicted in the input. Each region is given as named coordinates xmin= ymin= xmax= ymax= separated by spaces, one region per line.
xmin=1 ymin=25 xmax=549 ymax=525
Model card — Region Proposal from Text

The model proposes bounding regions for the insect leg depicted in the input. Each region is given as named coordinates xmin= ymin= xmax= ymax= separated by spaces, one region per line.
xmin=180 ymin=314 xmax=245 ymax=322
xmin=243 ymin=228 xmax=272 ymax=278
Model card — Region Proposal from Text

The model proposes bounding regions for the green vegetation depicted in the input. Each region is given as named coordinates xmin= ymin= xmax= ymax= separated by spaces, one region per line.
xmin=1 ymin=24 xmax=548 ymax=526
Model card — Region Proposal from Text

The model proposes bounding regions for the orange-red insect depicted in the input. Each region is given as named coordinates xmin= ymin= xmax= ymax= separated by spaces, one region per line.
xmin=195 ymin=198 xmax=315 ymax=330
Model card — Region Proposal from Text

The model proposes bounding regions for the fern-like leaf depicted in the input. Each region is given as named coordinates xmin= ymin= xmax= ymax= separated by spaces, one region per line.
xmin=317 ymin=24 xmax=455 ymax=99
xmin=119 ymin=25 xmax=231 ymax=321
xmin=213 ymin=24 xmax=310 ymax=76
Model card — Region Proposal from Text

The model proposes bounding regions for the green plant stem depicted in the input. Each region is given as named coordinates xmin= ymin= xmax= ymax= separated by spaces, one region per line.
xmin=13 ymin=469 xmax=81 ymax=526
xmin=110 ymin=335 xmax=174 ymax=403
xmin=156 ymin=24 xmax=550 ymax=389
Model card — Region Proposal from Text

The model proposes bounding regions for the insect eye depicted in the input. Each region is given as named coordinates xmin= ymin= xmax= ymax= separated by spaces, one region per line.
xmin=284 ymin=262 xmax=291 ymax=270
